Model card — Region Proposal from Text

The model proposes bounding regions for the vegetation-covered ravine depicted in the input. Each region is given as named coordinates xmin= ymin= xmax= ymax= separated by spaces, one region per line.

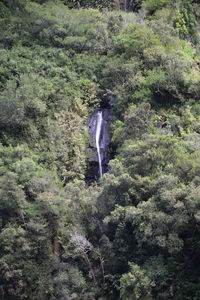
xmin=1 ymin=0 xmax=200 ymax=299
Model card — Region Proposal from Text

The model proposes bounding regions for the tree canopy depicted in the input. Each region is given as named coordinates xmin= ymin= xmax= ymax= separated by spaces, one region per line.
xmin=1 ymin=0 xmax=200 ymax=299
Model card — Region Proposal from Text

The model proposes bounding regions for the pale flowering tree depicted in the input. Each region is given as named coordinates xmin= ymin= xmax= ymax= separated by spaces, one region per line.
xmin=70 ymin=232 xmax=93 ymax=255
xmin=69 ymin=232 xmax=96 ymax=283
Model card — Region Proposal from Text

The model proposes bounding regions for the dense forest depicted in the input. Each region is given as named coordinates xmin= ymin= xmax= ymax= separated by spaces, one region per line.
xmin=1 ymin=0 xmax=200 ymax=299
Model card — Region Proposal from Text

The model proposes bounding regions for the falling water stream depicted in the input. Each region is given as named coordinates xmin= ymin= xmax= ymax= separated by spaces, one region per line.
xmin=88 ymin=109 xmax=110 ymax=181
xmin=96 ymin=111 xmax=103 ymax=177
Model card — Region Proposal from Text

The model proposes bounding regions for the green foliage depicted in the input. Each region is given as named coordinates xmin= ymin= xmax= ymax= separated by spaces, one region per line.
xmin=114 ymin=24 xmax=161 ymax=59
xmin=0 ymin=172 xmax=26 ymax=223
xmin=0 ymin=74 xmax=47 ymax=130
xmin=173 ymin=0 xmax=199 ymax=44
xmin=120 ymin=263 xmax=154 ymax=299
xmin=145 ymin=0 xmax=170 ymax=14
xmin=0 ymin=2 xmax=10 ymax=18
xmin=63 ymin=0 xmax=142 ymax=11
xmin=1 ymin=1 xmax=200 ymax=299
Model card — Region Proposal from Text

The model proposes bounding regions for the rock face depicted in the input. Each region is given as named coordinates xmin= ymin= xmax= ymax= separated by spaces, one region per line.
xmin=87 ymin=109 xmax=110 ymax=181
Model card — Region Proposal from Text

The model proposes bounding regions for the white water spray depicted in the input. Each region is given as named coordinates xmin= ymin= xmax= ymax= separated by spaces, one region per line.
xmin=96 ymin=111 xmax=103 ymax=177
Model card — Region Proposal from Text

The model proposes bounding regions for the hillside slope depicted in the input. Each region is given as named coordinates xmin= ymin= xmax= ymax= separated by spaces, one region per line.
xmin=1 ymin=0 xmax=200 ymax=299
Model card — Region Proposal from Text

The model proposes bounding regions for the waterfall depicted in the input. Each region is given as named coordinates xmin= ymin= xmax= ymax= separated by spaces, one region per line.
xmin=96 ymin=111 xmax=103 ymax=177
xmin=88 ymin=109 xmax=110 ymax=181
